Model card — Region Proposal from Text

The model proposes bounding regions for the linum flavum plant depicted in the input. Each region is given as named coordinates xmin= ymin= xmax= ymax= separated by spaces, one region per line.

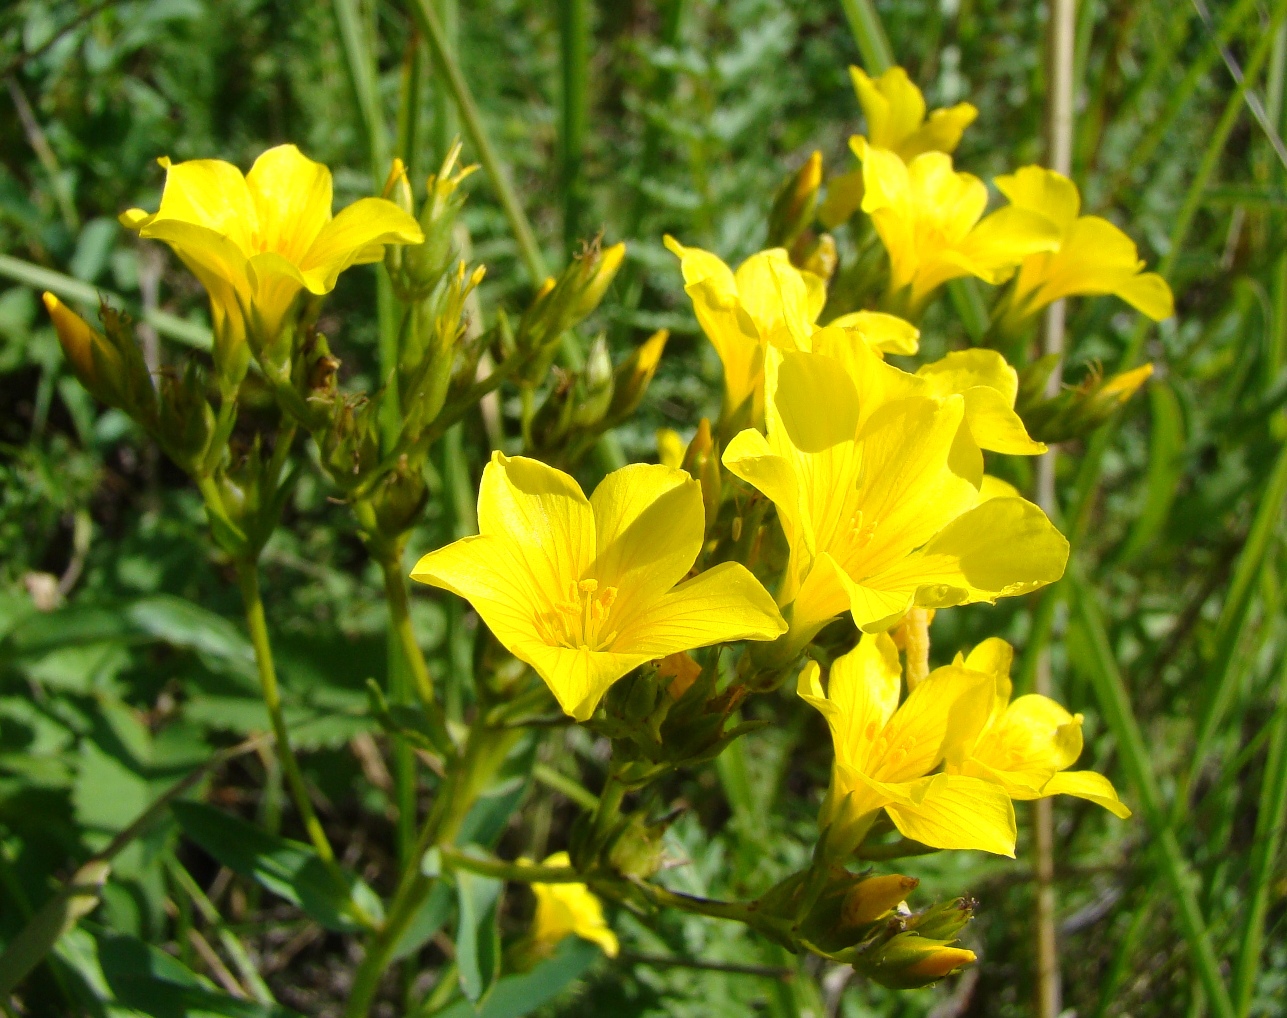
xmin=10 ymin=55 xmax=1173 ymax=1016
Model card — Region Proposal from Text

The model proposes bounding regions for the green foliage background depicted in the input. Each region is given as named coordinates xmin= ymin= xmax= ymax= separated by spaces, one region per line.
xmin=1 ymin=0 xmax=1286 ymax=1016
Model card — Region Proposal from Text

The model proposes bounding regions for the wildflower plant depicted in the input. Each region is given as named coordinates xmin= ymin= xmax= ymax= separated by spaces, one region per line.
xmin=16 ymin=50 xmax=1168 ymax=1017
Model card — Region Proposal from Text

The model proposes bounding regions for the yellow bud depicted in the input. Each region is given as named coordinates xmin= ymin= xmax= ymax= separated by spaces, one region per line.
xmin=904 ymin=946 xmax=976 ymax=980
xmin=842 ymin=874 xmax=918 ymax=926
xmin=381 ymin=157 xmax=414 ymax=215
xmin=607 ymin=329 xmax=668 ymax=423
xmin=43 ymin=292 xmax=99 ymax=386
xmin=657 ymin=428 xmax=685 ymax=468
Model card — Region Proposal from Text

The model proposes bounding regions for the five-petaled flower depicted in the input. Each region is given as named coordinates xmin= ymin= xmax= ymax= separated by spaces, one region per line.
xmin=855 ymin=139 xmax=1061 ymax=314
xmin=411 ymin=453 xmax=786 ymax=720
xmin=665 ymin=237 xmax=919 ymax=428
xmin=723 ymin=330 xmax=1067 ymax=651
xmin=121 ymin=144 xmax=423 ymax=384
xmin=994 ymin=165 xmax=1174 ymax=324
xmin=944 ymin=638 xmax=1131 ymax=817
xmin=527 ymin=852 xmax=619 ymax=959
xmin=799 ymin=633 xmax=1018 ymax=856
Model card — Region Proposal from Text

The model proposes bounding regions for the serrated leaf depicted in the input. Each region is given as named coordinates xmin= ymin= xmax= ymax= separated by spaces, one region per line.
xmin=171 ymin=802 xmax=382 ymax=933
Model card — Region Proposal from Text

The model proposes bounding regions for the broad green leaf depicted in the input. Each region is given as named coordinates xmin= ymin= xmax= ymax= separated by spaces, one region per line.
xmin=453 ymin=859 xmax=503 ymax=1004
xmin=426 ymin=936 xmax=601 ymax=1018
xmin=171 ymin=802 xmax=382 ymax=933
xmin=56 ymin=925 xmax=303 ymax=1018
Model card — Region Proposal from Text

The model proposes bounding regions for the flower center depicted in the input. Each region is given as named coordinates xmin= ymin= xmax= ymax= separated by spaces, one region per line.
xmin=539 ymin=578 xmax=620 ymax=652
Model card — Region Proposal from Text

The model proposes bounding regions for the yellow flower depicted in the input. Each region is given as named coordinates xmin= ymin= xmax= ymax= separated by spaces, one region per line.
xmin=798 ymin=633 xmax=1017 ymax=856
xmin=821 ymin=66 xmax=977 ymax=228
xmin=855 ymin=140 xmax=1061 ymax=312
xmin=529 ymin=852 xmax=618 ymax=958
xmin=994 ymin=165 xmax=1174 ymax=322
xmin=852 ymin=66 xmax=978 ymax=161
xmin=410 ymin=453 xmax=786 ymax=720
xmin=943 ymin=639 xmax=1132 ymax=817
xmin=723 ymin=334 xmax=1066 ymax=648
xmin=120 ymin=145 xmax=423 ymax=380
xmin=665 ymin=238 xmax=919 ymax=423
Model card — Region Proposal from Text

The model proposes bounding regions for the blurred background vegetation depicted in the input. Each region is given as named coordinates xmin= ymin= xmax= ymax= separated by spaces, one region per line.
xmin=1 ymin=0 xmax=1286 ymax=1016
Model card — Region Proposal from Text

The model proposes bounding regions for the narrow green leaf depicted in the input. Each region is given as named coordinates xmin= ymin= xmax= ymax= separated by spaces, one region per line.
xmin=171 ymin=802 xmax=383 ymax=934
xmin=425 ymin=936 xmax=600 ymax=1018
xmin=1118 ymin=381 xmax=1186 ymax=564
xmin=0 ymin=860 xmax=109 ymax=997
xmin=1068 ymin=566 xmax=1236 ymax=1018
xmin=453 ymin=859 xmax=503 ymax=1004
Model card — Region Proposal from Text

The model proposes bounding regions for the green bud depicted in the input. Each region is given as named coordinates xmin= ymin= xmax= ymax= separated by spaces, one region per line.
xmin=682 ymin=419 xmax=721 ymax=536
xmin=44 ymin=293 xmax=157 ymax=425
xmin=401 ymin=140 xmax=478 ymax=295
xmin=157 ymin=362 xmax=216 ymax=471
xmin=767 ymin=151 xmax=822 ymax=249
xmin=570 ymin=334 xmax=615 ymax=429
xmin=369 ymin=456 xmax=429 ymax=539
xmin=321 ymin=397 xmax=381 ymax=492
xmin=607 ymin=812 xmax=666 ymax=879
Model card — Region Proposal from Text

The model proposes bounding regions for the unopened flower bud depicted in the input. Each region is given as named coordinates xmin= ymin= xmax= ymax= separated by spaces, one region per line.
xmin=381 ymin=157 xmax=415 ymax=215
xmin=842 ymin=874 xmax=918 ymax=927
xmin=607 ymin=329 xmax=668 ymax=424
xmin=860 ymin=932 xmax=977 ymax=989
xmin=798 ymin=232 xmax=838 ymax=283
xmin=682 ymin=419 xmax=721 ymax=534
xmin=402 ymin=140 xmax=478 ymax=294
xmin=767 ymin=150 xmax=822 ymax=248
xmin=157 ymin=363 xmax=216 ymax=471
xmin=656 ymin=428 xmax=685 ymax=468
xmin=657 ymin=652 xmax=701 ymax=699
xmin=370 ymin=457 xmax=429 ymax=539
xmin=43 ymin=293 xmax=125 ymax=408
xmin=571 ymin=334 xmax=615 ymax=429
xmin=607 ymin=812 xmax=666 ymax=879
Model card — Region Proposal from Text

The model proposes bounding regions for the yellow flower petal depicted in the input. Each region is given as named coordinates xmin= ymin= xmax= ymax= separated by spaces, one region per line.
xmin=589 ymin=463 xmax=704 ymax=616
xmin=818 ymin=168 xmax=866 ymax=228
xmin=519 ymin=643 xmax=654 ymax=721
xmin=797 ymin=634 xmax=902 ymax=769
xmin=828 ymin=310 xmax=920 ymax=356
xmin=245 ymin=144 xmax=333 ymax=263
xmin=617 ymin=562 xmax=787 ymax=657
xmin=852 ymin=66 xmax=926 ymax=152
xmin=955 ymin=205 xmax=1062 ymax=283
xmin=1115 ymin=271 xmax=1174 ymax=321
xmin=873 ymin=496 xmax=1068 ymax=608
xmin=733 ymin=248 xmax=814 ymax=349
xmin=1040 ymin=770 xmax=1132 ymax=818
xmin=994 ymin=165 xmax=1080 ymax=230
xmin=978 ymin=475 xmax=1020 ymax=501
xmin=301 ymin=196 xmax=424 ymax=291
xmin=532 ymin=852 xmax=619 ymax=956
xmin=917 ymin=348 xmax=1018 ymax=404
xmin=133 ymin=157 xmax=259 ymax=254
xmin=884 ymin=773 xmax=1017 ymax=856
xmin=874 ymin=663 xmax=993 ymax=783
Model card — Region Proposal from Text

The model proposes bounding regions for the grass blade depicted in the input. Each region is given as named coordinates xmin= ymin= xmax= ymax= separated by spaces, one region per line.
xmin=558 ymin=0 xmax=590 ymax=260
xmin=837 ymin=0 xmax=893 ymax=73
xmin=1068 ymin=564 xmax=1236 ymax=1018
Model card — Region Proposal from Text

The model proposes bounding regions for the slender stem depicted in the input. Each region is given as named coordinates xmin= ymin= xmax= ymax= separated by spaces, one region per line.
xmin=378 ymin=552 xmax=436 ymax=707
xmin=532 ymin=763 xmax=599 ymax=811
xmin=166 ymin=858 xmax=275 ymax=1005
xmin=235 ymin=561 xmax=336 ymax=865
xmin=409 ymin=0 xmax=547 ymax=287
xmin=619 ymin=951 xmax=793 ymax=980
xmin=836 ymin=0 xmax=894 ymax=73
xmin=558 ymin=0 xmax=590 ymax=261
xmin=1033 ymin=2 xmax=1077 ymax=1014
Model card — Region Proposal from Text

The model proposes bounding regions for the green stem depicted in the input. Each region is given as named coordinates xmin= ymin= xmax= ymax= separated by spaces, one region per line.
xmin=235 ymin=561 xmax=336 ymax=866
xmin=837 ymin=0 xmax=894 ymax=74
xmin=166 ymin=857 xmax=275 ymax=1005
xmin=558 ymin=0 xmax=590 ymax=261
xmin=1068 ymin=565 xmax=1236 ymax=1018
xmin=409 ymin=0 xmax=547 ymax=287
xmin=344 ymin=725 xmax=497 ymax=1018
xmin=439 ymin=848 xmax=583 ymax=883
xmin=0 ymin=253 xmax=212 ymax=351
xmin=378 ymin=551 xmax=436 ymax=707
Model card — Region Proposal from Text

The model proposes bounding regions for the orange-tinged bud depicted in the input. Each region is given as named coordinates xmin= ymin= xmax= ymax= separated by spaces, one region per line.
xmin=658 ymin=652 xmax=702 ymax=699
xmin=842 ymin=874 xmax=918 ymax=926
xmin=43 ymin=292 xmax=98 ymax=386
xmin=904 ymin=946 xmax=976 ymax=980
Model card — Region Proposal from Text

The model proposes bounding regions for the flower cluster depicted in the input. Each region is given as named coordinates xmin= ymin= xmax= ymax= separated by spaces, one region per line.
xmin=40 ymin=61 xmax=1156 ymax=1004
